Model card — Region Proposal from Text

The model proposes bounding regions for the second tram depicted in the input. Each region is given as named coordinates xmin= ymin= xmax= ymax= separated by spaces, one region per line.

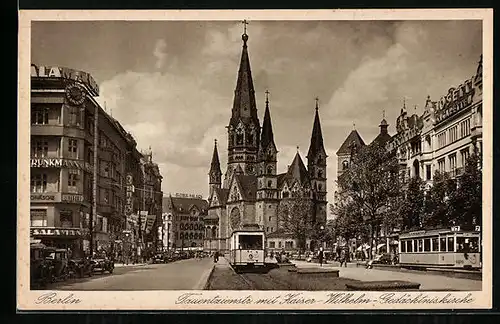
xmin=399 ymin=226 xmax=481 ymax=269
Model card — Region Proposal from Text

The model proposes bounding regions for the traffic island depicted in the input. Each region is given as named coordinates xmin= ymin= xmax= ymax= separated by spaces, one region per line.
xmin=294 ymin=268 xmax=340 ymax=277
xmin=345 ymin=280 xmax=421 ymax=291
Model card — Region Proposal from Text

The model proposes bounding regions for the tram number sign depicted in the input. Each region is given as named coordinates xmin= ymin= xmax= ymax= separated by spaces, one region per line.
xmin=451 ymin=226 xmax=461 ymax=232
xmin=474 ymin=226 xmax=481 ymax=232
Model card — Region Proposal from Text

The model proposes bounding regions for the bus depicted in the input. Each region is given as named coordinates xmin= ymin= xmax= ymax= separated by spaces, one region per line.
xmin=399 ymin=226 xmax=481 ymax=269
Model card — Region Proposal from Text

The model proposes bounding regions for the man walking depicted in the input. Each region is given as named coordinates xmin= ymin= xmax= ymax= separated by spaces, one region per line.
xmin=339 ymin=248 xmax=346 ymax=267
xmin=318 ymin=247 xmax=324 ymax=267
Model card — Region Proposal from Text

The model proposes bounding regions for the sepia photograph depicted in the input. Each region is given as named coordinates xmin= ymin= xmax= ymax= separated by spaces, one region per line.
xmin=18 ymin=9 xmax=492 ymax=310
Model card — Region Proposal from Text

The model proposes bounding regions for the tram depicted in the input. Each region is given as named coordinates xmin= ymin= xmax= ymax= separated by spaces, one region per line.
xmin=398 ymin=226 xmax=481 ymax=269
xmin=229 ymin=224 xmax=266 ymax=272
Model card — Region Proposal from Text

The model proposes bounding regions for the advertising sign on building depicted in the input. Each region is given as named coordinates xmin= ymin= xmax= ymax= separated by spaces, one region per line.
xmin=145 ymin=214 xmax=156 ymax=233
xmin=31 ymin=227 xmax=82 ymax=237
xmin=125 ymin=173 xmax=134 ymax=217
xmin=31 ymin=64 xmax=100 ymax=96
xmin=30 ymin=158 xmax=93 ymax=173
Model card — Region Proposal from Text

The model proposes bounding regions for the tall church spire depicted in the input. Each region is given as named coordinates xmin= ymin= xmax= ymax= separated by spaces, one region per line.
xmin=307 ymin=97 xmax=326 ymax=159
xmin=229 ymin=21 xmax=259 ymax=127
xmin=209 ymin=139 xmax=222 ymax=198
xmin=260 ymin=90 xmax=275 ymax=151
xmin=210 ymin=139 xmax=221 ymax=177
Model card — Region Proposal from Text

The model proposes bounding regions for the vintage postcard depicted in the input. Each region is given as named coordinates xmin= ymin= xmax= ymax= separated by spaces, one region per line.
xmin=18 ymin=9 xmax=493 ymax=310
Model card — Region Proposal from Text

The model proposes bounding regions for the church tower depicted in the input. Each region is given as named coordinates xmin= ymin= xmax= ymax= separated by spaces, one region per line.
xmin=209 ymin=139 xmax=222 ymax=200
xmin=224 ymin=25 xmax=261 ymax=187
xmin=256 ymin=90 xmax=279 ymax=228
xmin=307 ymin=98 xmax=327 ymax=224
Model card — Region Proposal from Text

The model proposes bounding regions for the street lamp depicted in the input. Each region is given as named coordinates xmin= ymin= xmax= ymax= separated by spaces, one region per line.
xmin=320 ymin=225 xmax=325 ymax=250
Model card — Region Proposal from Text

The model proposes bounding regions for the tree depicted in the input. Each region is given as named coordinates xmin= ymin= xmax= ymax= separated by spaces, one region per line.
xmin=335 ymin=142 xmax=402 ymax=258
xmin=423 ymin=171 xmax=451 ymax=228
xmin=400 ymin=176 xmax=425 ymax=230
xmin=447 ymin=152 xmax=482 ymax=227
xmin=277 ymin=187 xmax=315 ymax=254
xmin=330 ymin=191 xmax=366 ymax=244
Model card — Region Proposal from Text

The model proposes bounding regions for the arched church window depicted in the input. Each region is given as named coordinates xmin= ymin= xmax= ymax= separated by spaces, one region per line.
xmin=267 ymin=180 xmax=272 ymax=188
xmin=283 ymin=191 xmax=289 ymax=198
xmin=318 ymin=170 xmax=323 ymax=178
xmin=211 ymin=226 xmax=217 ymax=238
xmin=267 ymin=165 xmax=273 ymax=174
xmin=342 ymin=160 xmax=349 ymax=170
xmin=318 ymin=184 xmax=322 ymax=191
xmin=247 ymin=133 xmax=254 ymax=145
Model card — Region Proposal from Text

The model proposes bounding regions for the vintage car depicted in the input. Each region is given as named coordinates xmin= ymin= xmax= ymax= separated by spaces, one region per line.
xmin=44 ymin=248 xmax=70 ymax=282
xmin=366 ymin=253 xmax=393 ymax=268
xmin=152 ymin=253 xmax=166 ymax=264
xmin=30 ymin=243 xmax=52 ymax=288
xmin=91 ymin=255 xmax=114 ymax=274
xmin=68 ymin=257 xmax=94 ymax=278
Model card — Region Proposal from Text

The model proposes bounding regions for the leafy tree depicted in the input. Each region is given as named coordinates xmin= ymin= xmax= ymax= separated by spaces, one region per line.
xmin=400 ymin=176 xmax=425 ymax=230
xmin=447 ymin=152 xmax=482 ymax=227
xmin=423 ymin=171 xmax=451 ymax=228
xmin=277 ymin=187 xmax=315 ymax=254
xmin=334 ymin=142 xmax=401 ymax=258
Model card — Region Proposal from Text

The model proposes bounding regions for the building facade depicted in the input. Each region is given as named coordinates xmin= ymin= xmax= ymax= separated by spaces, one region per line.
xmin=30 ymin=64 xmax=163 ymax=259
xmin=207 ymin=30 xmax=328 ymax=252
xmin=163 ymin=194 xmax=208 ymax=250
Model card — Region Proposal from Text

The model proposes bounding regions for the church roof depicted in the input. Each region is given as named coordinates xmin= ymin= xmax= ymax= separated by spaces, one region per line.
xmin=286 ymin=152 xmax=310 ymax=185
xmin=307 ymin=103 xmax=326 ymax=159
xmin=337 ymin=130 xmax=366 ymax=155
xmin=229 ymin=32 xmax=260 ymax=128
xmin=163 ymin=196 xmax=208 ymax=215
xmin=214 ymin=188 xmax=229 ymax=206
xmin=371 ymin=132 xmax=392 ymax=146
xmin=277 ymin=172 xmax=288 ymax=188
xmin=235 ymin=174 xmax=258 ymax=201
xmin=260 ymin=93 xmax=275 ymax=151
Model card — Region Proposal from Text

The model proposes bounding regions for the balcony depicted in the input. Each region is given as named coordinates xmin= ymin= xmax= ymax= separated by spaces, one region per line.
xmin=31 ymin=124 xmax=85 ymax=138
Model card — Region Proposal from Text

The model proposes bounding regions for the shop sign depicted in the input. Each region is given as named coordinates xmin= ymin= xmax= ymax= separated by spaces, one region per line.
xmin=30 ymin=194 xmax=56 ymax=201
xmin=31 ymin=64 xmax=99 ymax=96
xmin=125 ymin=173 xmax=134 ymax=216
xmin=31 ymin=227 xmax=82 ymax=237
xmin=174 ymin=193 xmax=203 ymax=199
xmin=61 ymin=194 xmax=84 ymax=203
xmin=31 ymin=158 xmax=93 ymax=173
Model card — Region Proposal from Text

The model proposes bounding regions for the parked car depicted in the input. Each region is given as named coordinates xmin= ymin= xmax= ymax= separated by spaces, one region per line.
xmin=366 ymin=253 xmax=393 ymax=268
xmin=44 ymin=248 xmax=70 ymax=282
xmin=68 ymin=258 xmax=94 ymax=278
xmin=91 ymin=256 xmax=114 ymax=274
xmin=30 ymin=243 xmax=52 ymax=288
xmin=152 ymin=253 xmax=166 ymax=264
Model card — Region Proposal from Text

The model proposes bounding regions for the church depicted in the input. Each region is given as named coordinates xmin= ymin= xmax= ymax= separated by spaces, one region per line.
xmin=205 ymin=27 xmax=328 ymax=252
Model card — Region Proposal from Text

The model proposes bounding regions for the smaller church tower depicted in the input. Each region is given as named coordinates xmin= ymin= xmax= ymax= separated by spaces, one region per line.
xmin=307 ymin=98 xmax=327 ymax=225
xmin=209 ymin=139 xmax=222 ymax=200
xmin=256 ymin=90 xmax=279 ymax=228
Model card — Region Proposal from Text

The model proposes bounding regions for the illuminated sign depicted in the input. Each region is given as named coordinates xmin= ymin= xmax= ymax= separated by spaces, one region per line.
xmin=61 ymin=194 xmax=84 ymax=203
xmin=125 ymin=173 xmax=134 ymax=217
xmin=30 ymin=158 xmax=93 ymax=173
xmin=30 ymin=194 xmax=56 ymax=201
xmin=174 ymin=193 xmax=204 ymax=199
xmin=31 ymin=227 xmax=82 ymax=237
xmin=31 ymin=64 xmax=99 ymax=96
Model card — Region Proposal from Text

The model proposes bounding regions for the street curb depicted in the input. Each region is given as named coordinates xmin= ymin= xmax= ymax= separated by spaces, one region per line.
xmin=202 ymin=264 xmax=216 ymax=290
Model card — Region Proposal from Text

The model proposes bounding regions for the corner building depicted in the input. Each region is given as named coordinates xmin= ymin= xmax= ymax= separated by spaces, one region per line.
xmin=207 ymin=31 xmax=328 ymax=252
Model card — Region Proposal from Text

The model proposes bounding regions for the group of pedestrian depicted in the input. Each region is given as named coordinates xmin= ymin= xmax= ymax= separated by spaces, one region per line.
xmin=317 ymin=247 xmax=350 ymax=267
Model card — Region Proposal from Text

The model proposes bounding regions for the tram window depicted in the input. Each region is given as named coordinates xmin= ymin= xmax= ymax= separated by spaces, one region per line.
xmin=239 ymin=235 xmax=263 ymax=249
xmin=418 ymin=240 xmax=423 ymax=252
xmin=447 ymin=237 xmax=455 ymax=252
xmin=456 ymin=237 xmax=479 ymax=253
xmin=440 ymin=238 xmax=446 ymax=252
xmin=431 ymin=237 xmax=439 ymax=251
xmin=407 ymin=240 xmax=413 ymax=252
xmin=424 ymin=238 xmax=431 ymax=252
xmin=401 ymin=240 xmax=406 ymax=253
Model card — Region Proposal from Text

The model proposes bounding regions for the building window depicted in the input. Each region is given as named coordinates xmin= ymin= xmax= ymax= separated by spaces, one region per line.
xmin=68 ymin=139 xmax=78 ymax=159
xmin=68 ymin=106 xmax=79 ymax=126
xmin=102 ymin=161 xmax=109 ymax=177
xmin=269 ymin=216 xmax=272 ymax=222
xmin=438 ymin=158 xmax=446 ymax=173
xmin=437 ymin=131 xmax=447 ymax=148
xmin=460 ymin=118 xmax=471 ymax=138
xmin=271 ymin=227 xmax=274 ymax=232
xmin=32 ymin=140 xmax=49 ymax=158
xmin=449 ymin=153 xmax=457 ymax=171
xmin=426 ymin=165 xmax=432 ymax=180
xmin=30 ymin=209 xmax=48 ymax=227
xmin=285 ymin=241 xmax=293 ymax=249
xmin=278 ymin=241 xmax=282 ymax=248
xmin=31 ymin=174 xmax=47 ymax=193
xmin=282 ymin=191 xmax=289 ymax=198
xmin=60 ymin=210 xmax=73 ymax=228
xmin=267 ymin=180 xmax=272 ymax=188
xmin=461 ymin=148 xmax=470 ymax=167
xmin=448 ymin=125 xmax=458 ymax=143
xmin=68 ymin=171 xmax=79 ymax=193
xmin=31 ymin=108 xmax=49 ymax=125
xmin=342 ymin=160 xmax=349 ymax=170
xmin=269 ymin=241 xmax=275 ymax=248
xmin=236 ymin=133 xmax=244 ymax=145
xmin=267 ymin=227 xmax=269 ymax=232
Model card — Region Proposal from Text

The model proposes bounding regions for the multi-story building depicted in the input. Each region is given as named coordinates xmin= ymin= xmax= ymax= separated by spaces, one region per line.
xmin=30 ymin=64 xmax=163 ymax=259
xmin=163 ymin=194 xmax=208 ymax=251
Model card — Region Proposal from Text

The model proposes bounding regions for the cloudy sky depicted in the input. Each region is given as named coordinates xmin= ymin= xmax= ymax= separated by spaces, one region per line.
xmin=32 ymin=19 xmax=482 ymax=209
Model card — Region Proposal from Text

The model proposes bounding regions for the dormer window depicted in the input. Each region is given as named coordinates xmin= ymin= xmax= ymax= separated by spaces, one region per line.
xmin=342 ymin=160 xmax=349 ymax=170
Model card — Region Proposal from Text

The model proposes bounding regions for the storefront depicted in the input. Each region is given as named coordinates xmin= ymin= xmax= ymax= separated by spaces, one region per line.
xmin=30 ymin=227 xmax=83 ymax=257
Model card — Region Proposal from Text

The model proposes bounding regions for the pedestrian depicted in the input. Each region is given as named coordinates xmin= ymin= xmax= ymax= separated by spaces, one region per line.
xmin=318 ymin=247 xmax=324 ymax=267
xmin=340 ymin=249 xmax=346 ymax=267
xmin=213 ymin=250 xmax=218 ymax=263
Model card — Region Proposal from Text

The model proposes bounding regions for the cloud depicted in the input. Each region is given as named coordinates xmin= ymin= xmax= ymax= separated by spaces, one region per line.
xmin=153 ymin=39 xmax=167 ymax=69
